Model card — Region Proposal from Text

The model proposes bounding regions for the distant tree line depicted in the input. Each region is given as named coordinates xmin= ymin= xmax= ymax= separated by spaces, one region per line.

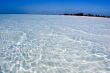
xmin=64 ymin=13 xmax=110 ymax=18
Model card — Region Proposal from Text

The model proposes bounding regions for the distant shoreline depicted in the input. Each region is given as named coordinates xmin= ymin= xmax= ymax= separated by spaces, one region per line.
xmin=0 ymin=13 xmax=110 ymax=18
xmin=63 ymin=13 xmax=110 ymax=18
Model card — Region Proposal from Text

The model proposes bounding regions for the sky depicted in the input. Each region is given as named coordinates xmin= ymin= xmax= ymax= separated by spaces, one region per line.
xmin=0 ymin=0 xmax=110 ymax=16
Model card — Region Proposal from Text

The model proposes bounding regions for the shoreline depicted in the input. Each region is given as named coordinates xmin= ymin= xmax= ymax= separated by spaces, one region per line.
xmin=63 ymin=14 xmax=110 ymax=18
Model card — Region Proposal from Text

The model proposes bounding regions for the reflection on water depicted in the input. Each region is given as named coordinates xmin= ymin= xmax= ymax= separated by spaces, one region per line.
xmin=0 ymin=15 xmax=110 ymax=73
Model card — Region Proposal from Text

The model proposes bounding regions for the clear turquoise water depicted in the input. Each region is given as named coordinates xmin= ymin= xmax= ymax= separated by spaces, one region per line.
xmin=0 ymin=14 xmax=110 ymax=73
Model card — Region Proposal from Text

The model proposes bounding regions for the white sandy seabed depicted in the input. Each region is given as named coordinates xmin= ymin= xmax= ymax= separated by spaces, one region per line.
xmin=0 ymin=14 xmax=110 ymax=73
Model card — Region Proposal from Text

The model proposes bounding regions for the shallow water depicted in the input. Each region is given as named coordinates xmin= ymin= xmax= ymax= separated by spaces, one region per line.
xmin=0 ymin=14 xmax=110 ymax=73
